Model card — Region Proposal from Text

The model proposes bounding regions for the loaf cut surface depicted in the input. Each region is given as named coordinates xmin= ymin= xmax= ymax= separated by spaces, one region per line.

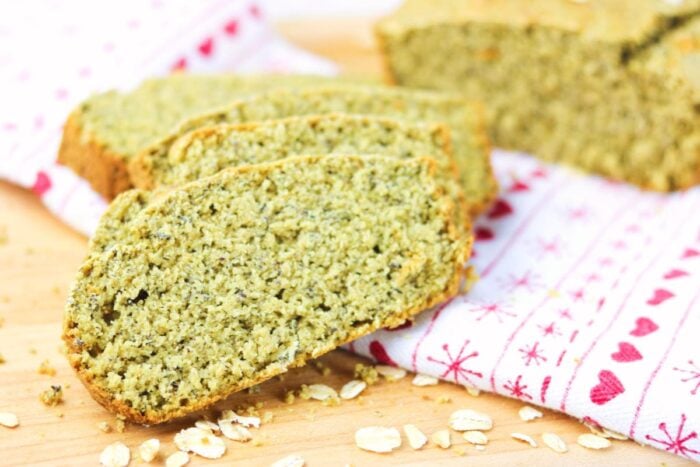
xmin=130 ymin=113 xmax=468 ymax=232
xmin=63 ymin=155 xmax=470 ymax=424
xmin=131 ymin=85 xmax=497 ymax=214
xmin=377 ymin=0 xmax=700 ymax=191
xmin=57 ymin=74 xmax=350 ymax=199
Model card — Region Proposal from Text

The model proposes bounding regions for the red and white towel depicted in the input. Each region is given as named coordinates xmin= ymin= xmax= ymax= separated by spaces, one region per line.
xmin=1 ymin=1 xmax=699 ymax=461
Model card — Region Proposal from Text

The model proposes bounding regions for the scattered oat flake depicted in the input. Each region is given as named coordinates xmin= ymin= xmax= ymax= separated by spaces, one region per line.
xmin=99 ymin=442 xmax=130 ymax=467
xmin=518 ymin=406 xmax=543 ymax=422
xmin=411 ymin=374 xmax=438 ymax=386
xmin=431 ymin=429 xmax=452 ymax=449
xmin=219 ymin=419 xmax=252 ymax=442
xmin=577 ymin=433 xmax=612 ymax=450
xmin=166 ymin=451 xmax=189 ymax=467
xmin=220 ymin=409 xmax=261 ymax=428
xmin=174 ymin=427 xmax=226 ymax=458
xmin=465 ymin=386 xmax=481 ymax=397
xmin=307 ymin=384 xmax=338 ymax=401
xmin=271 ymin=454 xmax=305 ymax=467
xmin=195 ymin=420 xmax=220 ymax=433
xmin=542 ymin=432 xmax=568 ymax=453
xmin=0 ymin=412 xmax=19 ymax=428
xmin=463 ymin=430 xmax=488 ymax=445
xmin=375 ymin=365 xmax=406 ymax=381
xmin=449 ymin=409 xmax=493 ymax=431
xmin=403 ymin=424 xmax=428 ymax=450
xmin=511 ymin=432 xmax=538 ymax=448
xmin=355 ymin=426 xmax=402 ymax=453
xmin=602 ymin=427 xmax=628 ymax=440
xmin=340 ymin=380 xmax=367 ymax=400
xmin=139 ymin=438 xmax=160 ymax=462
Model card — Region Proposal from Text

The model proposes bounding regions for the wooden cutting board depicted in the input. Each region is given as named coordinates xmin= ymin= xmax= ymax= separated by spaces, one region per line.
xmin=0 ymin=17 xmax=689 ymax=467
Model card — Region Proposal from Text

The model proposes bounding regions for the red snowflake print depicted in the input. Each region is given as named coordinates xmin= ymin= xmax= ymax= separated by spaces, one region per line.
xmin=504 ymin=375 xmax=532 ymax=400
xmin=566 ymin=206 xmax=590 ymax=222
xmin=538 ymin=321 xmax=562 ymax=338
xmin=531 ymin=167 xmax=548 ymax=178
xmin=536 ymin=236 xmax=564 ymax=258
xmin=468 ymin=302 xmax=516 ymax=323
xmin=625 ymin=224 xmax=640 ymax=233
xmin=674 ymin=360 xmax=700 ymax=396
xmin=569 ymin=288 xmax=586 ymax=302
xmin=518 ymin=341 xmax=548 ymax=367
xmin=598 ymin=257 xmax=614 ymax=268
xmin=558 ymin=308 xmax=573 ymax=320
xmin=427 ymin=340 xmax=483 ymax=386
xmin=499 ymin=270 xmax=543 ymax=293
xmin=645 ymin=414 xmax=700 ymax=458
xmin=611 ymin=239 xmax=627 ymax=250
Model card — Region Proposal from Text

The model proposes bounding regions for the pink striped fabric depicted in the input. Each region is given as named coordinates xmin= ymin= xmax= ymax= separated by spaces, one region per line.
xmin=2 ymin=1 xmax=700 ymax=461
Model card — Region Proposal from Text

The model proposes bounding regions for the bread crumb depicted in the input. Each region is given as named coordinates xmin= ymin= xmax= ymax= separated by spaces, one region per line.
xmin=28 ymin=347 xmax=37 ymax=355
xmin=355 ymin=426 xmax=401 ymax=453
xmin=99 ymin=442 xmax=130 ymax=467
xmin=252 ymin=439 xmax=264 ymax=447
xmin=436 ymin=395 xmax=452 ymax=404
xmin=284 ymin=390 xmax=296 ymax=404
xmin=247 ymin=385 xmax=261 ymax=394
xmin=354 ymin=364 xmax=379 ymax=385
xmin=431 ymin=429 xmax=451 ymax=449
xmin=452 ymin=447 xmax=466 ymax=456
xmin=465 ymin=386 xmax=481 ymax=397
xmin=39 ymin=385 xmax=63 ymax=406
xmin=0 ymin=353 xmax=5 ymax=364
xmin=312 ymin=360 xmax=331 ymax=376
xmin=37 ymin=359 xmax=56 ymax=376
xmin=0 ymin=226 xmax=7 ymax=245
xmin=262 ymin=411 xmax=274 ymax=424
xmin=114 ymin=417 xmax=126 ymax=433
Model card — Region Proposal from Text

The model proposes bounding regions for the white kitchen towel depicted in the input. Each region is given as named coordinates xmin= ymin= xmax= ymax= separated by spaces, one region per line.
xmin=1 ymin=1 xmax=699 ymax=462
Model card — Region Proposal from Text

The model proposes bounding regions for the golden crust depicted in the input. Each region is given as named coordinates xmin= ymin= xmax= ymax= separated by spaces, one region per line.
xmin=57 ymin=110 xmax=133 ymax=200
xmin=63 ymin=155 xmax=471 ymax=425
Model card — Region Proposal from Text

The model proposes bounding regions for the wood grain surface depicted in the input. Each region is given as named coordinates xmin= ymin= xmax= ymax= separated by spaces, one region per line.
xmin=0 ymin=17 xmax=689 ymax=467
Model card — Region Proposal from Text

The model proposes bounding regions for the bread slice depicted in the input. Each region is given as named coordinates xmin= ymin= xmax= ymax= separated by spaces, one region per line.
xmin=376 ymin=0 xmax=700 ymax=191
xmin=130 ymin=85 xmax=497 ymax=214
xmin=57 ymin=74 xmax=354 ymax=199
xmin=63 ymin=155 xmax=470 ymax=424
xmin=128 ymin=113 xmax=469 ymax=233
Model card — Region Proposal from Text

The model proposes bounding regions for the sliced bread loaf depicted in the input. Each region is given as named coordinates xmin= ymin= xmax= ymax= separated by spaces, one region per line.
xmin=57 ymin=74 xmax=352 ymax=199
xmin=128 ymin=113 xmax=469 ymax=232
xmin=130 ymin=85 xmax=497 ymax=214
xmin=63 ymin=155 xmax=470 ymax=424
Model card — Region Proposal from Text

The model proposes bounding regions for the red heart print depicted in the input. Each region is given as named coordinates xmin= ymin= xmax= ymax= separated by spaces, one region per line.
xmin=630 ymin=317 xmax=658 ymax=337
xmin=171 ymin=57 xmax=187 ymax=72
xmin=509 ymin=179 xmax=530 ymax=192
xmin=611 ymin=342 xmax=642 ymax=362
xmin=198 ymin=37 xmax=214 ymax=56
xmin=487 ymin=199 xmax=513 ymax=219
xmin=590 ymin=370 xmax=625 ymax=405
xmin=369 ymin=340 xmax=398 ymax=366
xmin=646 ymin=288 xmax=674 ymax=306
xmin=224 ymin=19 xmax=239 ymax=35
xmin=682 ymin=248 xmax=699 ymax=259
xmin=475 ymin=226 xmax=494 ymax=241
xmin=663 ymin=269 xmax=688 ymax=280
xmin=32 ymin=171 xmax=52 ymax=196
